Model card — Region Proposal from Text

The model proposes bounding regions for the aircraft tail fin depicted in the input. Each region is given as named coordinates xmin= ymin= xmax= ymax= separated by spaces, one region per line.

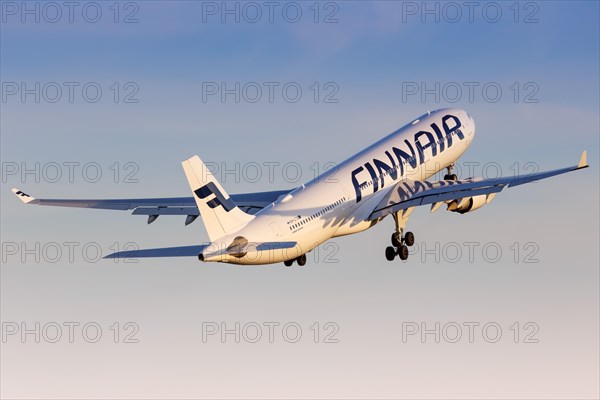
xmin=182 ymin=155 xmax=254 ymax=241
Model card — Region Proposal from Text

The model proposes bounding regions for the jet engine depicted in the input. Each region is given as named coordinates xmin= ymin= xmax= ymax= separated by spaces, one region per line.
xmin=447 ymin=194 xmax=494 ymax=214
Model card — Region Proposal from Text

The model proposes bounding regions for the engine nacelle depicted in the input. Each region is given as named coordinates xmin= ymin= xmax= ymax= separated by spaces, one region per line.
xmin=448 ymin=194 xmax=491 ymax=214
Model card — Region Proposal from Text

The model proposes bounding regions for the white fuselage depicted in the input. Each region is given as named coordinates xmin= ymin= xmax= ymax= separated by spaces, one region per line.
xmin=203 ymin=108 xmax=476 ymax=264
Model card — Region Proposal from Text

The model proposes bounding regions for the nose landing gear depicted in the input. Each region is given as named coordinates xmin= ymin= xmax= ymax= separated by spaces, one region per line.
xmin=444 ymin=164 xmax=458 ymax=181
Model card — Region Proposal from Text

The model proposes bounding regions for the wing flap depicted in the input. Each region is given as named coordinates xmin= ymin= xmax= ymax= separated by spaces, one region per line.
xmin=369 ymin=178 xmax=506 ymax=219
xmin=132 ymin=207 xmax=199 ymax=216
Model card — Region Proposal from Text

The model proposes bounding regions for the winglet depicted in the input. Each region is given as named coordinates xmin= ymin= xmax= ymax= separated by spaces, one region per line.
xmin=11 ymin=188 xmax=38 ymax=204
xmin=578 ymin=150 xmax=588 ymax=168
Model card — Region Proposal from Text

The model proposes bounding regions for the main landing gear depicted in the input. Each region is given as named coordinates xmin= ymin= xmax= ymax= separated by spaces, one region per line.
xmin=385 ymin=208 xmax=416 ymax=261
xmin=284 ymin=254 xmax=306 ymax=267
xmin=386 ymin=231 xmax=415 ymax=261
xmin=444 ymin=164 xmax=458 ymax=181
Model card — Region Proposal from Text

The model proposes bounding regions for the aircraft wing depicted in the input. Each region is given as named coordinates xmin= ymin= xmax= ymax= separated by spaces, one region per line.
xmin=11 ymin=187 xmax=291 ymax=224
xmin=369 ymin=151 xmax=589 ymax=220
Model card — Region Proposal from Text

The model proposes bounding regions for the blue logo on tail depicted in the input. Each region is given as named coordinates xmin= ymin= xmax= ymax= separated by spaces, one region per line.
xmin=194 ymin=182 xmax=235 ymax=212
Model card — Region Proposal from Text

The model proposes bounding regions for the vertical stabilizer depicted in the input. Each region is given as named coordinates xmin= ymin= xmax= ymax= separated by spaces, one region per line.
xmin=182 ymin=156 xmax=254 ymax=241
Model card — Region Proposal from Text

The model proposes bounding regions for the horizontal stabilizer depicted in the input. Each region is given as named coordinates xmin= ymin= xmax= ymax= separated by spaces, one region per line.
xmin=104 ymin=245 xmax=208 ymax=259
xmin=104 ymin=241 xmax=298 ymax=261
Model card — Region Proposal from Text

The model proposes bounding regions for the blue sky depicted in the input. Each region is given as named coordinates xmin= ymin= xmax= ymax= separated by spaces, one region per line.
xmin=1 ymin=1 xmax=599 ymax=398
xmin=2 ymin=1 xmax=598 ymax=169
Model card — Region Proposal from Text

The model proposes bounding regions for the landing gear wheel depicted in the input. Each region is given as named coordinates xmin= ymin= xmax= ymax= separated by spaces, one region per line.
xmin=385 ymin=246 xmax=396 ymax=261
xmin=391 ymin=232 xmax=403 ymax=247
xmin=297 ymin=254 xmax=307 ymax=266
xmin=284 ymin=260 xmax=293 ymax=267
xmin=398 ymin=245 xmax=409 ymax=260
xmin=404 ymin=231 xmax=415 ymax=247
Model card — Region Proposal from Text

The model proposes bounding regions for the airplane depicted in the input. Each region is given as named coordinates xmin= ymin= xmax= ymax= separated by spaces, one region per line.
xmin=12 ymin=108 xmax=589 ymax=266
